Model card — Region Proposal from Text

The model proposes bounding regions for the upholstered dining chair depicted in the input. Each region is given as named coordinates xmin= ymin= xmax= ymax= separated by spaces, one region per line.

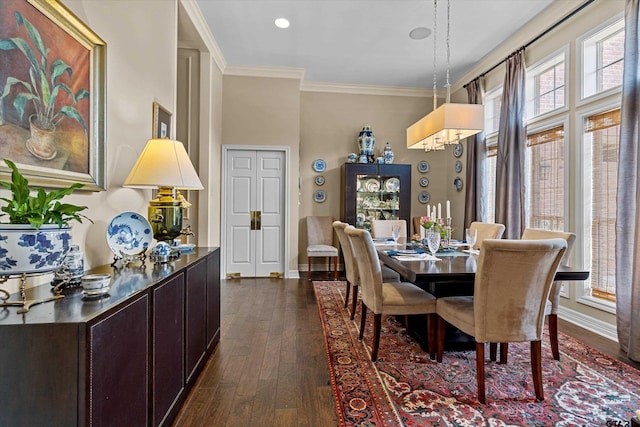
xmin=346 ymin=226 xmax=436 ymax=361
xmin=521 ymin=228 xmax=576 ymax=360
xmin=333 ymin=221 xmax=401 ymax=320
xmin=371 ymin=219 xmax=407 ymax=239
xmin=468 ymin=221 xmax=505 ymax=250
xmin=306 ymin=216 xmax=339 ymax=280
xmin=435 ymin=238 xmax=567 ymax=403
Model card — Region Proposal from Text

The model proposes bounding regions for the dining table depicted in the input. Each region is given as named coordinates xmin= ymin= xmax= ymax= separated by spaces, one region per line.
xmin=374 ymin=238 xmax=590 ymax=350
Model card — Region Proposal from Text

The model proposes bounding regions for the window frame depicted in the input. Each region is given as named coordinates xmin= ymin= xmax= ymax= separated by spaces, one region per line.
xmin=483 ymin=86 xmax=503 ymax=138
xmin=525 ymin=46 xmax=570 ymax=124
xmin=577 ymin=13 xmax=624 ymax=106
xmin=575 ymin=99 xmax=620 ymax=314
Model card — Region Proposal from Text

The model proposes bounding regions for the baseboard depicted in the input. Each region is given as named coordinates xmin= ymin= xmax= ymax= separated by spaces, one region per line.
xmin=297 ymin=263 xmax=344 ymax=273
xmin=287 ymin=270 xmax=300 ymax=279
xmin=558 ymin=305 xmax=618 ymax=342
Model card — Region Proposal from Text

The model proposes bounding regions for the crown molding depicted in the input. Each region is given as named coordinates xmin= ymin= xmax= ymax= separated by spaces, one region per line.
xmin=179 ymin=0 xmax=226 ymax=73
xmin=224 ymin=65 xmax=306 ymax=81
xmin=301 ymin=80 xmax=434 ymax=98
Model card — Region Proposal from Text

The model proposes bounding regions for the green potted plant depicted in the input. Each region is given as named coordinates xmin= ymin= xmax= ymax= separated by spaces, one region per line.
xmin=0 ymin=11 xmax=89 ymax=160
xmin=0 ymin=159 xmax=90 ymax=275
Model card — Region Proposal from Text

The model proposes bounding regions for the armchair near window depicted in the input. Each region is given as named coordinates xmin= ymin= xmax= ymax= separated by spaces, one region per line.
xmin=435 ymin=238 xmax=567 ymax=403
xmin=469 ymin=221 xmax=505 ymax=250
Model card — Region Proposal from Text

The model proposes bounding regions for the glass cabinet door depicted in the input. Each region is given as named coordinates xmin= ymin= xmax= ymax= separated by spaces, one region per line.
xmin=355 ymin=174 xmax=401 ymax=231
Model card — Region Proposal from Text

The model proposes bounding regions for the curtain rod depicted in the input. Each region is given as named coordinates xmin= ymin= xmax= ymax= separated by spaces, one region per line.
xmin=463 ymin=0 xmax=597 ymax=89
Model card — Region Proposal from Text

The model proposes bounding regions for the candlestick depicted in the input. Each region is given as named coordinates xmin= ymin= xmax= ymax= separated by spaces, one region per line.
xmin=446 ymin=200 xmax=450 ymax=219
xmin=437 ymin=203 xmax=441 ymax=220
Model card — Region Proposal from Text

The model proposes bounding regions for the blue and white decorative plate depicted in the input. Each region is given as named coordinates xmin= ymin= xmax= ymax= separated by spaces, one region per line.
xmin=106 ymin=212 xmax=153 ymax=256
xmin=418 ymin=191 xmax=431 ymax=204
xmin=313 ymin=190 xmax=326 ymax=203
xmin=385 ymin=177 xmax=400 ymax=192
xmin=315 ymin=175 xmax=325 ymax=186
xmin=417 ymin=160 xmax=430 ymax=173
xmin=419 ymin=177 xmax=429 ymax=187
xmin=454 ymin=177 xmax=464 ymax=192
xmin=312 ymin=159 xmax=326 ymax=173
xmin=455 ymin=160 xmax=463 ymax=173
xmin=453 ymin=142 xmax=464 ymax=158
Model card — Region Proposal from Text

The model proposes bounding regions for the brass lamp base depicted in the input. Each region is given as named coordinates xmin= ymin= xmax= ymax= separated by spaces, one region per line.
xmin=149 ymin=186 xmax=183 ymax=242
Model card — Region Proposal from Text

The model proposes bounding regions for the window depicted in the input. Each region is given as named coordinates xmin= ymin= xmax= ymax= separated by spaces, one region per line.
xmin=484 ymin=87 xmax=502 ymax=135
xmin=525 ymin=126 xmax=565 ymax=230
xmin=581 ymin=17 xmax=624 ymax=99
xmin=582 ymin=108 xmax=620 ymax=302
xmin=527 ymin=52 xmax=566 ymax=119
xmin=485 ymin=145 xmax=497 ymax=223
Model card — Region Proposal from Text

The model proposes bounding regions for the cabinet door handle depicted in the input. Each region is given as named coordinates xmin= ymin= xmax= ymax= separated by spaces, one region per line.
xmin=250 ymin=211 xmax=256 ymax=230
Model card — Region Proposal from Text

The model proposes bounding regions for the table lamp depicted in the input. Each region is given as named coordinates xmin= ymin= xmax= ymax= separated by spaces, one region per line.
xmin=124 ymin=138 xmax=203 ymax=242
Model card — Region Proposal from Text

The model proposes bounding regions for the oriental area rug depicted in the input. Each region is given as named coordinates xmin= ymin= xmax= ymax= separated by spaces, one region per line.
xmin=313 ymin=281 xmax=640 ymax=427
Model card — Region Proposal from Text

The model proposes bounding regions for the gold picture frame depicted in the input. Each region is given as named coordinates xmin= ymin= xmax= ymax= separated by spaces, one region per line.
xmin=152 ymin=101 xmax=172 ymax=139
xmin=0 ymin=0 xmax=107 ymax=191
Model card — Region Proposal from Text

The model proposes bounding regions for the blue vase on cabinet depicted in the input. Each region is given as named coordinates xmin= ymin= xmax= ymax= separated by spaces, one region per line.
xmin=357 ymin=125 xmax=375 ymax=162
xmin=383 ymin=142 xmax=394 ymax=164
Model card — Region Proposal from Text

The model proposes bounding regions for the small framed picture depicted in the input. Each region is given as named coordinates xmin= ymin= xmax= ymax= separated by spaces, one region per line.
xmin=153 ymin=101 xmax=172 ymax=138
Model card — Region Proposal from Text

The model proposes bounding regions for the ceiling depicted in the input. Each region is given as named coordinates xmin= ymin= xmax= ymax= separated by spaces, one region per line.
xmin=193 ymin=0 xmax=574 ymax=90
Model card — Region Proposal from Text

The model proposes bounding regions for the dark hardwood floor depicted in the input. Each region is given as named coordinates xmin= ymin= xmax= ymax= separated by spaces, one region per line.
xmin=173 ymin=272 xmax=639 ymax=426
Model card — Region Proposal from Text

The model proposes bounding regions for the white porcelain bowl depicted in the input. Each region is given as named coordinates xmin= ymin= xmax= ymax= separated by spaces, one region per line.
xmin=81 ymin=273 xmax=111 ymax=296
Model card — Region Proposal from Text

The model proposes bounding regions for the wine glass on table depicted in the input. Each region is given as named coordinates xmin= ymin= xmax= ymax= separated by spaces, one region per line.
xmin=426 ymin=228 xmax=441 ymax=258
xmin=391 ymin=225 xmax=401 ymax=244
xmin=465 ymin=228 xmax=478 ymax=251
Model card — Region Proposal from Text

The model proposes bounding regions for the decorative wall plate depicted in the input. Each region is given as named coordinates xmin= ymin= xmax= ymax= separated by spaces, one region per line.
xmin=454 ymin=176 xmax=464 ymax=192
xmin=455 ymin=160 xmax=463 ymax=173
xmin=418 ymin=191 xmax=431 ymax=204
xmin=419 ymin=177 xmax=429 ymax=187
xmin=106 ymin=211 xmax=153 ymax=256
xmin=312 ymin=159 xmax=326 ymax=173
xmin=417 ymin=160 xmax=430 ymax=173
xmin=314 ymin=175 xmax=325 ymax=186
xmin=453 ymin=143 xmax=464 ymax=158
xmin=313 ymin=190 xmax=326 ymax=203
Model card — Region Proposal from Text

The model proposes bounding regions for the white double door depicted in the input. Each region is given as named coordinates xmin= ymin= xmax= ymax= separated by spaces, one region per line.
xmin=224 ymin=148 xmax=286 ymax=277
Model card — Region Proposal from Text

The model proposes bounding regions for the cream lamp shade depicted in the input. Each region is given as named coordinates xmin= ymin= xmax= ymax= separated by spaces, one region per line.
xmin=124 ymin=138 xmax=203 ymax=189
xmin=407 ymin=103 xmax=484 ymax=150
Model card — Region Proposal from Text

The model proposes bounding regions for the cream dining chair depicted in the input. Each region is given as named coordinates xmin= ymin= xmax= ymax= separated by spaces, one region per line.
xmin=468 ymin=221 xmax=505 ymax=250
xmin=333 ymin=221 xmax=401 ymax=320
xmin=371 ymin=219 xmax=407 ymax=239
xmin=306 ymin=216 xmax=339 ymax=280
xmin=346 ymin=226 xmax=436 ymax=361
xmin=435 ymin=238 xmax=567 ymax=403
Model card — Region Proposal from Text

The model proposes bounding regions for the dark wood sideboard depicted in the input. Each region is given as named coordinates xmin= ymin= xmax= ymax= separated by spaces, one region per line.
xmin=0 ymin=247 xmax=220 ymax=427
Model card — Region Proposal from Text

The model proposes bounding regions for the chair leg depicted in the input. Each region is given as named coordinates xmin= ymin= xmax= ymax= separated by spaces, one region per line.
xmin=344 ymin=280 xmax=351 ymax=309
xmin=436 ymin=316 xmax=447 ymax=363
xmin=531 ymin=340 xmax=544 ymax=401
xmin=359 ymin=303 xmax=367 ymax=340
xmin=371 ymin=313 xmax=382 ymax=361
xmin=548 ymin=313 xmax=560 ymax=360
xmin=499 ymin=343 xmax=508 ymax=364
xmin=333 ymin=256 xmax=338 ymax=280
xmin=427 ymin=313 xmax=436 ymax=360
xmin=489 ymin=343 xmax=497 ymax=361
xmin=308 ymin=256 xmax=312 ymax=280
xmin=476 ymin=342 xmax=486 ymax=404
xmin=350 ymin=285 xmax=358 ymax=320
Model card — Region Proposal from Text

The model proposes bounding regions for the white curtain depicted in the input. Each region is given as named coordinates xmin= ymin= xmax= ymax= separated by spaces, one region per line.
xmin=615 ymin=0 xmax=640 ymax=361
xmin=495 ymin=49 xmax=526 ymax=239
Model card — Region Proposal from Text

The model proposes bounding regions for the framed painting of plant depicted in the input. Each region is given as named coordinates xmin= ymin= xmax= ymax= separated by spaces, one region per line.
xmin=0 ymin=0 xmax=106 ymax=191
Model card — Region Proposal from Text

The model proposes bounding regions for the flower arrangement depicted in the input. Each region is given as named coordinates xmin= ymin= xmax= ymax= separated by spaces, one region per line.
xmin=411 ymin=216 xmax=447 ymax=242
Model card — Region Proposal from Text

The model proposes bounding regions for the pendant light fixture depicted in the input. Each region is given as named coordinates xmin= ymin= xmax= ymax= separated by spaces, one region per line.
xmin=407 ymin=0 xmax=484 ymax=151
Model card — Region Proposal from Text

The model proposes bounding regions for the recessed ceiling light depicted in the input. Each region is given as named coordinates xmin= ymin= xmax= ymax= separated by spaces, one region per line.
xmin=409 ymin=27 xmax=431 ymax=40
xmin=275 ymin=18 xmax=290 ymax=29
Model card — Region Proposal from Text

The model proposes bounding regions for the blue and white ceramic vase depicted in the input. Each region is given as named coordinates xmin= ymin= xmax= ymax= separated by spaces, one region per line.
xmin=357 ymin=125 xmax=375 ymax=156
xmin=383 ymin=142 xmax=394 ymax=164
xmin=0 ymin=224 xmax=72 ymax=275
